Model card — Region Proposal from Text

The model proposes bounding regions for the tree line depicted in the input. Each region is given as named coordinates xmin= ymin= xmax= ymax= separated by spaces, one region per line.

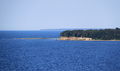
xmin=60 ymin=28 xmax=120 ymax=40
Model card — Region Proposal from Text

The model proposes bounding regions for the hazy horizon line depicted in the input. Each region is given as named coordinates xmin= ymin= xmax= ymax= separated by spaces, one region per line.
xmin=0 ymin=27 xmax=119 ymax=31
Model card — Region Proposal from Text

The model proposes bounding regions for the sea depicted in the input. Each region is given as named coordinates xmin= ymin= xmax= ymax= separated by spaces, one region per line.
xmin=0 ymin=31 xmax=120 ymax=71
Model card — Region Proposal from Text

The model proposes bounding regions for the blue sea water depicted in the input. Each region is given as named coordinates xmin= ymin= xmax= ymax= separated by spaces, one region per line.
xmin=0 ymin=31 xmax=120 ymax=71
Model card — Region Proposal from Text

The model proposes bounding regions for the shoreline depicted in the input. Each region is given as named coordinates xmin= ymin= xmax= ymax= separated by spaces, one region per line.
xmin=16 ymin=38 xmax=50 ymax=39
xmin=16 ymin=38 xmax=120 ymax=41
xmin=59 ymin=39 xmax=120 ymax=41
xmin=59 ymin=37 xmax=120 ymax=41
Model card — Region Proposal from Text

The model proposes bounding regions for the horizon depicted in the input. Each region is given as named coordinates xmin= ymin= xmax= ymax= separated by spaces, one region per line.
xmin=0 ymin=27 xmax=119 ymax=31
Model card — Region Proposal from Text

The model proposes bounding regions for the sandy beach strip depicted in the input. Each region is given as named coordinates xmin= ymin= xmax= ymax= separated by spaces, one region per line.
xmin=16 ymin=38 xmax=49 ymax=39
xmin=16 ymin=38 xmax=58 ymax=40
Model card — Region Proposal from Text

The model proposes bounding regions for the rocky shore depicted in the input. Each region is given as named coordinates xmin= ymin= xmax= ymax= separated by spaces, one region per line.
xmin=59 ymin=37 xmax=120 ymax=41
xmin=59 ymin=37 xmax=92 ymax=41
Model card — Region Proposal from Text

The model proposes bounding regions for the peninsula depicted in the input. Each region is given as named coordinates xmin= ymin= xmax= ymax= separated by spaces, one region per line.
xmin=59 ymin=28 xmax=120 ymax=41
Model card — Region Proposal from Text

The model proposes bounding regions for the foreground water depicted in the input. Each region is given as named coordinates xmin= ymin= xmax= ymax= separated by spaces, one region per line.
xmin=0 ymin=31 xmax=120 ymax=71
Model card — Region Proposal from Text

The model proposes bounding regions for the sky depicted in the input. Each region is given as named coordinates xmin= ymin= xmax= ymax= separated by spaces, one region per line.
xmin=0 ymin=0 xmax=120 ymax=30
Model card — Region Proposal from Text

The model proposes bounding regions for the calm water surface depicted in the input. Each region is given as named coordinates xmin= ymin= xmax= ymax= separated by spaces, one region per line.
xmin=0 ymin=31 xmax=120 ymax=71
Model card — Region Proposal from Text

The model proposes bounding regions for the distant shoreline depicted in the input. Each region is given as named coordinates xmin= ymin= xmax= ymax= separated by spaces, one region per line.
xmin=59 ymin=39 xmax=120 ymax=41
xmin=59 ymin=37 xmax=120 ymax=41
xmin=16 ymin=38 xmax=120 ymax=41
xmin=16 ymin=38 xmax=50 ymax=39
xmin=60 ymin=28 xmax=120 ymax=40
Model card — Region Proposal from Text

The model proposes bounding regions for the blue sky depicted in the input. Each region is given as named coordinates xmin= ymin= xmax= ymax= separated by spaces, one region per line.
xmin=0 ymin=0 xmax=120 ymax=30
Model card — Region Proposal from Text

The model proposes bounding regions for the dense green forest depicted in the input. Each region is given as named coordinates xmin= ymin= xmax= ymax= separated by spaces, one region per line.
xmin=60 ymin=28 xmax=120 ymax=40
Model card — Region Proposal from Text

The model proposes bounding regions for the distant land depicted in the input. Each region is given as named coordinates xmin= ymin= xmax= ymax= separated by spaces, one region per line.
xmin=38 ymin=28 xmax=115 ymax=32
xmin=60 ymin=28 xmax=120 ymax=41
